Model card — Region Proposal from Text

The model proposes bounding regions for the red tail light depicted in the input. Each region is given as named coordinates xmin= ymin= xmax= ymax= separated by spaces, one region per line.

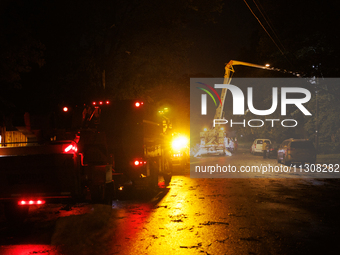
xmin=134 ymin=101 xmax=144 ymax=108
xmin=18 ymin=200 xmax=45 ymax=206
xmin=64 ymin=144 xmax=78 ymax=153
xmin=64 ymin=145 xmax=72 ymax=152
xmin=133 ymin=159 xmax=146 ymax=166
xmin=92 ymin=100 xmax=109 ymax=105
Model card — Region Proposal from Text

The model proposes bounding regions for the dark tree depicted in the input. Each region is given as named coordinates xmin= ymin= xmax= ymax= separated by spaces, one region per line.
xmin=0 ymin=0 xmax=45 ymax=87
xmin=241 ymin=0 xmax=340 ymax=151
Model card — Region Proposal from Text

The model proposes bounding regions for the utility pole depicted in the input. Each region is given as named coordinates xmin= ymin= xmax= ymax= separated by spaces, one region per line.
xmin=315 ymin=77 xmax=319 ymax=152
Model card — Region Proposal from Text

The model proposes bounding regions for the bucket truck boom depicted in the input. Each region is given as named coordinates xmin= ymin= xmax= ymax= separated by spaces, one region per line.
xmin=196 ymin=60 xmax=269 ymax=157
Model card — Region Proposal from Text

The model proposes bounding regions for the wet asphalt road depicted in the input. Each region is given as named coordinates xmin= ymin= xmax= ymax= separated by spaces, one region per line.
xmin=1 ymin=149 xmax=340 ymax=255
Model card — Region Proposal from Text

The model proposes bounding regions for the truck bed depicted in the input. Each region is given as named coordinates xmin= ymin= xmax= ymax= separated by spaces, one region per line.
xmin=0 ymin=145 xmax=78 ymax=201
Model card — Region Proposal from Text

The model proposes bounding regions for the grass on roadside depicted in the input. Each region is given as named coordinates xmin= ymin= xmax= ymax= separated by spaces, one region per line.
xmin=317 ymin=154 xmax=340 ymax=164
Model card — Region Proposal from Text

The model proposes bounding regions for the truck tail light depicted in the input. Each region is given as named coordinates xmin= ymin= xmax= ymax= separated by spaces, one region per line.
xmin=133 ymin=159 xmax=146 ymax=166
xmin=93 ymin=100 xmax=109 ymax=105
xmin=18 ymin=200 xmax=45 ymax=206
xmin=134 ymin=101 xmax=143 ymax=108
xmin=64 ymin=144 xmax=78 ymax=153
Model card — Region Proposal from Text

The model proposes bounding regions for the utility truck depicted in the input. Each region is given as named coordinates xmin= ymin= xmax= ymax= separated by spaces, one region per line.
xmin=196 ymin=60 xmax=270 ymax=157
xmin=0 ymin=99 xmax=172 ymax=222
xmin=0 ymin=131 xmax=113 ymax=222
xmin=98 ymin=100 xmax=173 ymax=192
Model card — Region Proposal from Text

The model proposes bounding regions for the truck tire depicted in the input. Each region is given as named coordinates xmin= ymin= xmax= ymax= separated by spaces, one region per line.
xmin=163 ymin=159 xmax=172 ymax=186
xmin=90 ymin=184 xmax=105 ymax=203
xmin=282 ymin=156 xmax=291 ymax=166
xmin=103 ymin=181 xmax=115 ymax=205
xmin=149 ymin=159 xmax=159 ymax=191
xmin=163 ymin=173 xmax=172 ymax=186
xmin=4 ymin=203 xmax=29 ymax=223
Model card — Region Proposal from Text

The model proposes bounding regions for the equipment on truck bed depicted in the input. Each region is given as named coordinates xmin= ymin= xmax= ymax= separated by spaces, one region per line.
xmin=196 ymin=60 xmax=270 ymax=157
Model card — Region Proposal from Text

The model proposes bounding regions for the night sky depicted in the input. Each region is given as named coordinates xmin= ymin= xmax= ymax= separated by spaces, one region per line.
xmin=184 ymin=0 xmax=258 ymax=76
xmin=1 ymin=0 xmax=339 ymax=126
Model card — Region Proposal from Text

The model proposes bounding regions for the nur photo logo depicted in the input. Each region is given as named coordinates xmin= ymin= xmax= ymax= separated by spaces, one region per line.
xmin=196 ymin=82 xmax=222 ymax=115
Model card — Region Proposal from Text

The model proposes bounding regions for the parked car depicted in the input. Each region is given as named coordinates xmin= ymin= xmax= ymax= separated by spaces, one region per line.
xmin=251 ymin=139 xmax=272 ymax=155
xmin=277 ymin=138 xmax=316 ymax=165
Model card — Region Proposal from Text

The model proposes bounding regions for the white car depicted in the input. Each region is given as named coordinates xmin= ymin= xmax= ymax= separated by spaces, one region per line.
xmin=251 ymin=139 xmax=272 ymax=155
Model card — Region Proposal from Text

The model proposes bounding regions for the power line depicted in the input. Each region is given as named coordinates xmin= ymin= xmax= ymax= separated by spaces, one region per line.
xmin=242 ymin=0 xmax=293 ymax=66
xmin=252 ymin=0 xmax=287 ymax=53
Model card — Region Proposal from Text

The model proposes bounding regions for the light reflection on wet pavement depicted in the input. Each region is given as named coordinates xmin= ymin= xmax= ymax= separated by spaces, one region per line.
xmin=1 ymin=151 xmax=340 ymax=254
xmin=110 ymin=176 xmax=227 ymax=255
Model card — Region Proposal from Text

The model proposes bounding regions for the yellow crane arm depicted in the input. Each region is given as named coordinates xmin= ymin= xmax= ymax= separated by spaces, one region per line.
xmin=214 ymin=60 xmax=269 ymax=121
xmin=224 ymin=60 xmax=269 ymax=83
